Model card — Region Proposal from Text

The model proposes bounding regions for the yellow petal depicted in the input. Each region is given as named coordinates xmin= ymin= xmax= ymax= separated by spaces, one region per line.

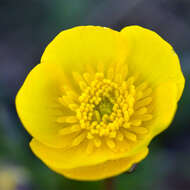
xmin=121 ymin=25 xmax=185 ymax=101
xmin=30 ymin=138 xmax=146 ymax=170
xmin=149 ymin=82 xmax=178 ymax=136
xmin=41 ymin=26 xmax=127 ymax=78
xmin=49 ymin=148 xmax=149 ymax=181
xmin=15 ymin=63 xmax=75 ymax=148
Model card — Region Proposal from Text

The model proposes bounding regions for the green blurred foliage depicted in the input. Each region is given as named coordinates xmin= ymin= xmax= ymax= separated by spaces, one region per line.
xmin=0 ymin=0 xmax=190 ymax=189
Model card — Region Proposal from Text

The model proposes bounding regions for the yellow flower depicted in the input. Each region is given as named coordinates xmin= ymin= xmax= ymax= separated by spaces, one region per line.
xmin=15 ymin=25 xmax=185 ymax=181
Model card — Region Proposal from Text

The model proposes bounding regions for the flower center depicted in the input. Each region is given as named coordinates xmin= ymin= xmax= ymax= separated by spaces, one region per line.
xmin=76 ymin=72 xmax=140 ymax=140
xmin=96 ymin=97 xmax=113 ymax=118
xmin=57 ymin=67 xmax=153 ymax=152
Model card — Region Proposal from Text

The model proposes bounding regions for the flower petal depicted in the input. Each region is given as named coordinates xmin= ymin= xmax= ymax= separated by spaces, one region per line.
xmin=16 ymin=63 xmax=76 ymax=148
xmin=41 ymin=26 xmax=127 ymax=76
xmin=148 ymin=81 xmax=178 ymax=136
xmin=121 ymin=25 xmax=185 ymax=101
xmin=48 ymin=148 xmax=148 ymax=181
xmin=30 ymin=138 xmax=147 ymax=170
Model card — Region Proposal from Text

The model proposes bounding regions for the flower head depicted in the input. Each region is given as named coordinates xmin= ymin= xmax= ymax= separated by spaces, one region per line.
xmin=16 ymin=26 xmax=185 ymax=180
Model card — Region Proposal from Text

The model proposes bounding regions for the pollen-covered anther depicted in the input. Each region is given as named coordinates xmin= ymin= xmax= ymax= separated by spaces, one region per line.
xmin=58 ymin=71 xmax=153 ymax=151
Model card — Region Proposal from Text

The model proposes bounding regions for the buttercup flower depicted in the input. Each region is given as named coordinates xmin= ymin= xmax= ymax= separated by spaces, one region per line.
xmin=16 ymin=26 xmax=185 ymax=180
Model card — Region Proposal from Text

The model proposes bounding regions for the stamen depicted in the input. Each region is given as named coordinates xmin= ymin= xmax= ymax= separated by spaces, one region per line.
xmin=107 ymin=67 xmax=114 ymax=80
xmin=120 ymin=64 xmax=128 ymax=82
xmin=72 ymin=133 xmax=86 ymax=146
xmin=123 ymin=123 xmax=131 ymax=128
xmin=83 ymin=73 xmax=92 ymax=84
xmin=135 ymin=91 xmax=143 ymax=100
xmin=58 ymin=69 xmax=154 ymax=151
xmin=136 ymin=82 xmax=148 ymax=91
xmin=117 ymin=132 xmax=124 ymax=141
xmin=130 ymin=127 xmax=148 ymax=134
xmin=135 ymin=107 xmax=148 ymax=115
xmin=68 ymin=104 xmax=79 ymax=111
xmin=57 ymin=116 xmax=78 ymax=123
xmin=59 ymin=125 xmax=81 ymax=135
xmin=142 ymin=88 xmax=152 ymax=98
xmin=126 ymin=77 xmax=135 ymax=86
xmin=72 ymin=72 xmax=85 ymax=84
xmin=94 ymin=110 xmax=101 ymax=122
xmin=79 ymin=81 xmax=87 ymax=91
xmin=114 ymin=62 xmax=127 ymax=83
xmin=62 ymin=85 xmax=78 ymax=101
xmin=140 ymin=114 xmax=153 ymax=121
xmin=94 ymin=137 xmax=102 ymax=147
xmin=106 ymin=138 xmax=116 ymax=149
xmin=86 ymin=141 xmax=94 ymax=154
xmin=131 ymin=120 xmax=142 ymax=126
xmin=58 ymin=96 xmax=74 ymax=106
xmin=135 ymin=97 xmax=152 ymax=109
xmin=124 ymin=131 xmax=137 ymax=141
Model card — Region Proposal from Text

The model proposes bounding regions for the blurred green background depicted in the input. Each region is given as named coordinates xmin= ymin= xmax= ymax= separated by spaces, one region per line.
xmin=0 ymin=0 xmax=190 ymax=189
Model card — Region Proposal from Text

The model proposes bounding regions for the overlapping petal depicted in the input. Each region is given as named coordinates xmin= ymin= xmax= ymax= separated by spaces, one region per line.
xmin=50 ymin=148 xmax=148 ymax=181
xmin=16 ymin=63 xmax=77 ymax=148
xmin=121 ymin=25 xmax=185 ymax=137
xmin=30 ymin=136 xmax=140 ymax=169
xmin=121 ymin=25 xmax=185 ymax=101
xmin=41 ymin=26 xmax=127 ymax=76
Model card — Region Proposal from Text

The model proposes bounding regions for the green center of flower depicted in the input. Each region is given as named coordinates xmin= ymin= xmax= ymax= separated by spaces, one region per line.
xmin=96 ymin=97 xmax=113 ymax=118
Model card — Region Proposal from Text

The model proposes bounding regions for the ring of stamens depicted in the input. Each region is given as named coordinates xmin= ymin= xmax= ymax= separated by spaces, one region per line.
xmin=77 ymin=73 xmax=136 ymax=139
xmin=58 ymin=71 xmax=153 ymax=152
